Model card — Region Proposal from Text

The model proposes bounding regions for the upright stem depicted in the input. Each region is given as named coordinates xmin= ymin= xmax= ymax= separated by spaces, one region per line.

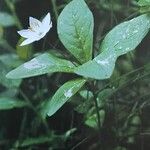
xmin=5 ymin=0 xmax=22 ymax=29
xmin=93 ymin=92 xmax=101 ymax=131
xmin=51 ymin=0 xmax=59 ymax=20
xmin=89 ymin=82 xmax=101 ymax=131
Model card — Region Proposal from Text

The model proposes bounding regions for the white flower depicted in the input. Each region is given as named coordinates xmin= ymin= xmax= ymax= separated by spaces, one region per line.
xmin=17 ymin=13 xmax=52 ymax=46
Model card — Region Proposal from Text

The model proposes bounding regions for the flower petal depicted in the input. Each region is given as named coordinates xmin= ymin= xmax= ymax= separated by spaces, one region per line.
xmin=17 ymin=29 xmax=37 ymax=38
xmin=42 ymin=13 xmax=52 ymax=33
xmin=42 ymin=13 xmax=51 ymax=27
xmin=29 ymin=17 xmax=42 ymax=32
xmin=20 ymin=38 xmax=36 ymax=46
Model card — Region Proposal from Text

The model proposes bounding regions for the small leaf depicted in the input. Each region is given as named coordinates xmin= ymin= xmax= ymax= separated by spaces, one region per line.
xmin=0 ymin=97 xmax=27 ymax=110
xmin=58 ymin=0 xmax=94 ymax=64
xmin=74 ymin=14 xmax=150 ymax=80
xmin=85 ymin=113 xmax=97 ymax=128
xmin=47 ymin=78 xmax=86 ymax=117
xmin=0 ymin=12 xmax=16 ymax=27
xmin=6 ymin=53 xmax=75 ymax=79
xmin=85 ymin=110 xmax=105 ymax=128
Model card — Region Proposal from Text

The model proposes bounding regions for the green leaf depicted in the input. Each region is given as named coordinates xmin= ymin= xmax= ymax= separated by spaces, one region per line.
xmin=74 ymin=50 xmax=117 ymax=79
xmin=85 ymin=110 xmax=105 ymax=128
xmin=0 ymin=62 xmax=21 ymax=88
xmin=100 ymin=14 xmax=150 ymax=57
xmin=138 ymin=0 xmax=150 ymax=6
xmin=6 ymin=53 xmax=75 ymax=79
xmin=57 ymin=0 xmax=94 ymax=64
xmin=0 ymin=97 xmax=27 ymax=110
xmin=85 ymin=113 xmax=97 ymax=128
xmin=0 ymin=12 xmax=15 ymax=27
xmin=74 ymin=14 xmax=150 ymax=80
xmin=47 ymin=78 xmax=86 ymax=117
xmin=0 ymin=54 xmax=23 ymax=68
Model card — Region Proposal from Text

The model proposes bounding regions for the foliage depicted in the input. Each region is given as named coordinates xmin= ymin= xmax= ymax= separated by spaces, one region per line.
xmin=0 ymin=0 xmax=150 ymax=149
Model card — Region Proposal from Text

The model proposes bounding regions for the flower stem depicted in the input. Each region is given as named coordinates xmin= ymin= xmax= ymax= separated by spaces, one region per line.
xmin=51 ymin=0 xmax=59 ymax=20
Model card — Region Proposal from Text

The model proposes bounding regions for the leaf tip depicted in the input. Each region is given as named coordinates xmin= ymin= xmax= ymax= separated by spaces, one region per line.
xmin=6 ymin=70 xmax=18 ymax=79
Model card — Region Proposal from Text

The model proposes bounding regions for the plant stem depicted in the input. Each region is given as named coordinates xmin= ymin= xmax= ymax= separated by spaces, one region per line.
xmin=89 ymin=82 xmax=101 ymax=131
xmin=5 ymin=0 xmax=22 ymax=29
xmin=51 ymin=0 xmax=59 ymax=20
xmin=93 ymin=92 xmax=101 ymax=131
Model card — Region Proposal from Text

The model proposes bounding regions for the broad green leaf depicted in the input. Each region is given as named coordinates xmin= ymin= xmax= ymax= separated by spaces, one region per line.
xmin=0 ymin=97 xmax=27 ymax=110
xmin=75 ymin=50 xmax=117 ymax=79
xmin=74 ymin=14 xmax=150 ymax=80
xmin=0 ymin=12 xmax=15 ymax=27
xmin=57 ymin=0 xmax=94 ymax=64
xmin=47 ymin=78 xmax=86 ymax=117
xmin=138 ymin=0 xmax=150 ymax=6
xmin=100 ymin=14 xmax=150 ymax=57
xmin=6 ymin=53 xmax=75 ymax=79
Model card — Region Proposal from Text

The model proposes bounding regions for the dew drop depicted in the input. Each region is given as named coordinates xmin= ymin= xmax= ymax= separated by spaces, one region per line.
xmin=125 ymin=47 xmax=130 ymax=51
xmin=64 ymin=89 xmax=73 ymax=98
xmin=122 ymin=34 xmax=126 ymax=39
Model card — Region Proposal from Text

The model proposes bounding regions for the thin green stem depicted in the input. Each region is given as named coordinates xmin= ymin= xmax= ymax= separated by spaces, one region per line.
xmin=5 ymin=0 xmax=22 ymax=29
xmin=51 ymin=0 xmax=59 ymax=20
xmin=89 ymin=82 xmax=101 ymax=131
xmin=93 ymin=93 xmax=101 ymax=131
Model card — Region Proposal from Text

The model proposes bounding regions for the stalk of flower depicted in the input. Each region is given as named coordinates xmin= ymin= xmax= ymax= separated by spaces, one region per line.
xmin=17 ymin=13 xmax=52 ymax=46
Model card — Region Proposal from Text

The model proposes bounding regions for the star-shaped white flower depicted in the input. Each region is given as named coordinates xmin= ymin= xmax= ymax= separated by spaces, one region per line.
xmin=17 ymin=13 xmax=52 ymax=46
